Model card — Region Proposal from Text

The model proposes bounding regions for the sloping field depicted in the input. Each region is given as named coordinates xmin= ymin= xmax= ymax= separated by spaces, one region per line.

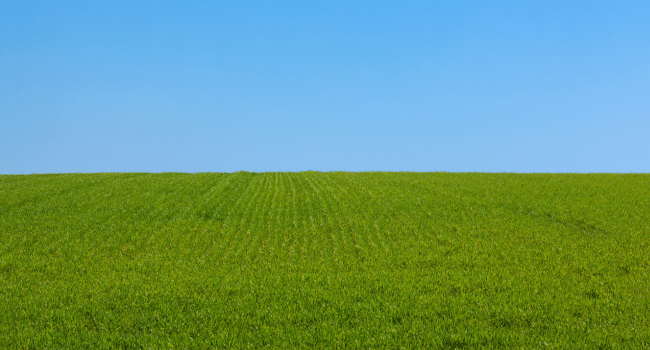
xmin=1 ymin=172 xmax=649 ymax=348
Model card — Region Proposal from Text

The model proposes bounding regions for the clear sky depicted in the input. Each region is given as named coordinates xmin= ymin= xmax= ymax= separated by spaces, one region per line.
xmin=2 ymin=1 xmax=649 ymax=174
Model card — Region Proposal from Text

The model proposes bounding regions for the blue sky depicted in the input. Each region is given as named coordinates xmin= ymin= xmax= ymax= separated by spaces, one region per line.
xmin=2 ymin=1 xmax=649 ymax=173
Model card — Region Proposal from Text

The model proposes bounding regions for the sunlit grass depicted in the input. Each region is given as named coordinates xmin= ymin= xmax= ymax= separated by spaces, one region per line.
xmin=1 ymin=172 xmax=649 ymax=348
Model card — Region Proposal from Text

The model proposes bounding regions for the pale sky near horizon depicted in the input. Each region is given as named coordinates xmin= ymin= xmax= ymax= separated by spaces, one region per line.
xmin=2 ymin=1 xmax=649 ymax=174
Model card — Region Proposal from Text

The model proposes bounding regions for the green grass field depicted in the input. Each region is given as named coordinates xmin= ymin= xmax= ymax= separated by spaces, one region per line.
xmin=1 ymin=172 xmax=649 ymax=349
